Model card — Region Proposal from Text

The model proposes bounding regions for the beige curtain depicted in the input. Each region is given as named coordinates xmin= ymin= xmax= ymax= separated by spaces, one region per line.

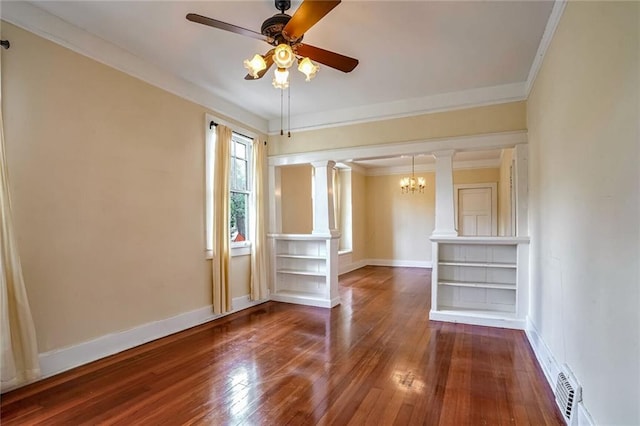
xmin=212 ymin=125 xmax=232 ymax=314
xmin=1 ymin=89 xmax=40 ymax=391
xmin=250 ymin=139 xmax=268 ymax=301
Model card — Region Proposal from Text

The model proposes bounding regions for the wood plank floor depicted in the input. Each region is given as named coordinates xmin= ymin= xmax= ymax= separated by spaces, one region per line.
xmin=1 ymin=266 xmax=564 ymax=425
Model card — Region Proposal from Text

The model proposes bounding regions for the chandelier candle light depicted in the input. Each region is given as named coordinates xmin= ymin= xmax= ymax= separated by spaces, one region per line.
xmin=400 ymin=156 xmax=426 ymax=194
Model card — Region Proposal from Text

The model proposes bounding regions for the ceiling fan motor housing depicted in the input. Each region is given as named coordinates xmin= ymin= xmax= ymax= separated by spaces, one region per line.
xmin=261 ymin=13 xmax=302 ymax=45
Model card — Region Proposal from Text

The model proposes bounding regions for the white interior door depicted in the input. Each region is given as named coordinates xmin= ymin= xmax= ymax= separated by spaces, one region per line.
xmin=457 ymin=187 xmax=494 ymax=236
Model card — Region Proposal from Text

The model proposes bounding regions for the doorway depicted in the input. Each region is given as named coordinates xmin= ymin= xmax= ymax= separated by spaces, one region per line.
xmin=454 ymin=183 xmax=497 ymax=236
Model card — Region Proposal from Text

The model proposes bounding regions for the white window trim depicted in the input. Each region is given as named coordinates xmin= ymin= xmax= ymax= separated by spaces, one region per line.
xmin=205 ymin=113 xmax=258 ymax=259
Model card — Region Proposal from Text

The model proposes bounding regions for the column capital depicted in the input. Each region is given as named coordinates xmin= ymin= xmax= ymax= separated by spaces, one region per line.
xmin=311 ymin=160 xmax=336 ymax=169
xmin=432 ymin=149 xmax=456 ymax=159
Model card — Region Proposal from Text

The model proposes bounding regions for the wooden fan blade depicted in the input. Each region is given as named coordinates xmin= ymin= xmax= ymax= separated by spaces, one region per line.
xmin=186 ymin=13 xmax=268 ymax=42
xmin=282 ymin=0 xmax=341 ymax=41
xmin=244 ymin=50 xmax=275 ymax=80
xmin=296 ymin=43 xmax=358 ymax=73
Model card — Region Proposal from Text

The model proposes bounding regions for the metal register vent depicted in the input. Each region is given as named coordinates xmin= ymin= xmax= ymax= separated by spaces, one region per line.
xmin=555 ymin=371 xmax=582 ymax=422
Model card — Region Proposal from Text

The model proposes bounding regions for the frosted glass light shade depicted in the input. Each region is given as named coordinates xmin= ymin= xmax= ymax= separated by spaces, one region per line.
xmin=298 ymin=57 xmax=319 ymax=81
xmin=273 ymin=44 xmax=295 ymax=69
xmin=272 ymin=67 xmax=289 ymax=89
xmin=243 ymin=54 xmax=267 ymax=79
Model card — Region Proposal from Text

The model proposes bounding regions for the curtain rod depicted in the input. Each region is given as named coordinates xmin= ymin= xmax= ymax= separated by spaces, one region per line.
xmin=210 ymin=120 xmax=266 ymax=145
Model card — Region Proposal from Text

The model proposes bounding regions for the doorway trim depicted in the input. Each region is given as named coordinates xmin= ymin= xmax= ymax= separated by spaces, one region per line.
xmin=454 ymin=182 xmax=498 ymax=236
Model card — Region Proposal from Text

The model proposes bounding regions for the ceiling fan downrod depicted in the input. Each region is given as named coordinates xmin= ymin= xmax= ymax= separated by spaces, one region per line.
xmin=275 ymin=0 xmax=291 ymax=14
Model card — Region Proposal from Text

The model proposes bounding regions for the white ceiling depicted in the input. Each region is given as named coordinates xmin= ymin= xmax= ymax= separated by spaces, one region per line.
xmin=22 ymin=0 xmax=554 ymax=132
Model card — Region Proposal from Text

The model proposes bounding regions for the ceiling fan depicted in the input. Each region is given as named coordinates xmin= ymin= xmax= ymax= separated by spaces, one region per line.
xmin=186 ymin=0 xmax=359 ymax=88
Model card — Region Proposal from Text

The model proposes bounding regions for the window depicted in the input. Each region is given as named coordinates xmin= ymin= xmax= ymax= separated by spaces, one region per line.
xmin=205 ymin=117 xmax=256 ymax=256
xmin=230 ymin=133 xmax=252 ymax=245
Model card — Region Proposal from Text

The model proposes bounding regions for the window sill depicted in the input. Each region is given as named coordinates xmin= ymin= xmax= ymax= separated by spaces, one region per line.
xmin=205 ymin=244 xmax=252 ymax=260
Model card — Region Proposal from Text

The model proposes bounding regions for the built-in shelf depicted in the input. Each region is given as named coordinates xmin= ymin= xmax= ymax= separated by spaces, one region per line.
xmin=269 ymin=234 xmax=340 ymax=309
xmin=276 ymin=254 xmax=326 ymax=260
xmin=430 ymin=236 xmax=529 ymax=330
xmin=439 ymin=280 xmax=516 ymax=290
xmin=438 ymin=261 xmax=516 ymax=268
xmin=276 ymin=269 xmax=326 ymax=277
xmin=436 ymin=306 xmax=517 ymax=316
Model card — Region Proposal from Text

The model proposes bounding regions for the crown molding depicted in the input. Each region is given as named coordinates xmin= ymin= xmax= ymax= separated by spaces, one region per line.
xmin=525 ymin=0 xmax=568 ymax=95
xmin=268 ymin=82 xmax=527 ymax=134
xmin=268 ymin=130 xmax=527 ymax=167
xmin=364 ymin=158 xmax=502 ymax=177
xmin=1 ymin=1 xmax=269 ymax=134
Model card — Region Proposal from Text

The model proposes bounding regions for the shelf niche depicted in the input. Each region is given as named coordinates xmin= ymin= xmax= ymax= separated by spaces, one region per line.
xmin=269 ymin=234 xmax=340 ymax=308
xmin=430 ymin=236 xmax=529 ymax=329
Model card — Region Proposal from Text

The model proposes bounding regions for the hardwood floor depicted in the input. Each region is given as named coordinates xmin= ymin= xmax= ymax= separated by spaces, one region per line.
xmin=1 ymin=266 xmax=564 ymax=425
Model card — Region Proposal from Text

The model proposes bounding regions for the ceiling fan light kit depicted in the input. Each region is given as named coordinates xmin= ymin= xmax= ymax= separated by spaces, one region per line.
xmin=298 ymin=57 xmax=319 ymax=81
xmin=273 ymin=68 xmax=290 ymax=89
xmin=244 ymin=54 xmax=268 ymax=79
xmin=187 ymin=0 xmax=358 ymax=90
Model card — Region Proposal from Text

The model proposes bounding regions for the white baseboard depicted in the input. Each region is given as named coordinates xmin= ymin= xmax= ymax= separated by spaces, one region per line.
xmin=525 ymin=316 xmax=595 ymax=426
xmin=525 ymin=316 xmax=560 ymax=392
xmin=576 ymin=402 xmax=595 ymax=426
xmin=339 ymin=259 xmax=368 ymax=275
xmin=366 ymin=259 xmax=433 ymax=268
xmin=38 ymin=295 xmax=268 ymax=380
xmin=430 ymin=309 xmax=525 ymax=330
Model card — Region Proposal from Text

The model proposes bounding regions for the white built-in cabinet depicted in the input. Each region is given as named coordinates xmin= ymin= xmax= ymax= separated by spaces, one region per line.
xmin=268 ymin=234 xmax=340 ymax=308
xmin=430 ymin=236 xmax=529 ymax=329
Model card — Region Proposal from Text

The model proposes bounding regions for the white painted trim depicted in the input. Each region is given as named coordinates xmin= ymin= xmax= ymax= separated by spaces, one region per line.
xmin=525 ymin=0 xmax=568 ymax=95
xmin=576 ymin=403 xmax=596 ymax=426
xmin=430 ymin=309 xmax=525 ymax=330
xmin=37 ymin=296 xmax=269 ymax=380
xmin=1 ymin=1 xmax=268 ymax=133
xmin=453 ymin=182 xmax=498 ymax=236
xmin=365 ymin=158 xmax=501 ymax=177
xmin=269 ymin=131 xmax=528 ymax=167
xmin=366 ymin=259 xmax=433 ymax=269
xmin=339 ymin=259 xmax=368 ymax=275
xmin=525 ymin=317 xmax=596 ymax=426
xmin=524 ymin=316 xmax=560 ymax=389
xmin=268 ymin=83 xmax=526 ymax=134
xmin=270 ymin=293 xmax=340 ymax=309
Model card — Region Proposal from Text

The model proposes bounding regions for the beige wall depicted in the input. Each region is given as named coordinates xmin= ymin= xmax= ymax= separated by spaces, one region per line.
xmin=269 ymin=102 xmax=527 ymax=155
xmin=350 ymin=169 xmax=367 ymax=262
xmin=453 ymin=168 xmax=499 ymax=185
xmin=527 ymin=2 xmax=639 ymax=424
xmin=363 ymin=168 xmax=500 ymax=262
xmin=498 ymin=148 xmax=513 ymax=236
xmin=337 ymin=169 xmax=352 ymax=251
xmin=2 ymin=23 xmax=264 ymax=352
xmin=279 ymin=164 xmax=313 ymax=234
xmin=365 ymin=173 xmax=435 ymax=262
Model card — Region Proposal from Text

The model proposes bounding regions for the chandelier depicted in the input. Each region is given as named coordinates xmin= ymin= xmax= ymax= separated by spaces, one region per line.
xmin=400 ymin=156 xmax=426 ymax=194
xmin=244 ymin=44 xmax=319 ymax=89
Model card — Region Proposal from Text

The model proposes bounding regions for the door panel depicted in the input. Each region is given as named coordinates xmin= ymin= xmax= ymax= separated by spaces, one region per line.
xmin=458 ymin=187 xmax=492 ymax=236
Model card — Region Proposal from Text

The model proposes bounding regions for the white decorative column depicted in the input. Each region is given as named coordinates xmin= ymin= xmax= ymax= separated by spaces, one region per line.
xmin=268 ymin=164 xmax=281 ymax=234
xmin=311 ymin=160 xmax=338 ymax=237
xmin=312 ymin=160 xmax=340 ymax=308
xmin=432 ymin=150 xmax=458 ymax=237
xmin=514 ymin=145 xmax=529 ymax=237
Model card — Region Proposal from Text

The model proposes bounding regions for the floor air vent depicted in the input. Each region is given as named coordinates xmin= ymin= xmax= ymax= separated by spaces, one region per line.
xmin=555 ymin=367 xmax=582 ymax=423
